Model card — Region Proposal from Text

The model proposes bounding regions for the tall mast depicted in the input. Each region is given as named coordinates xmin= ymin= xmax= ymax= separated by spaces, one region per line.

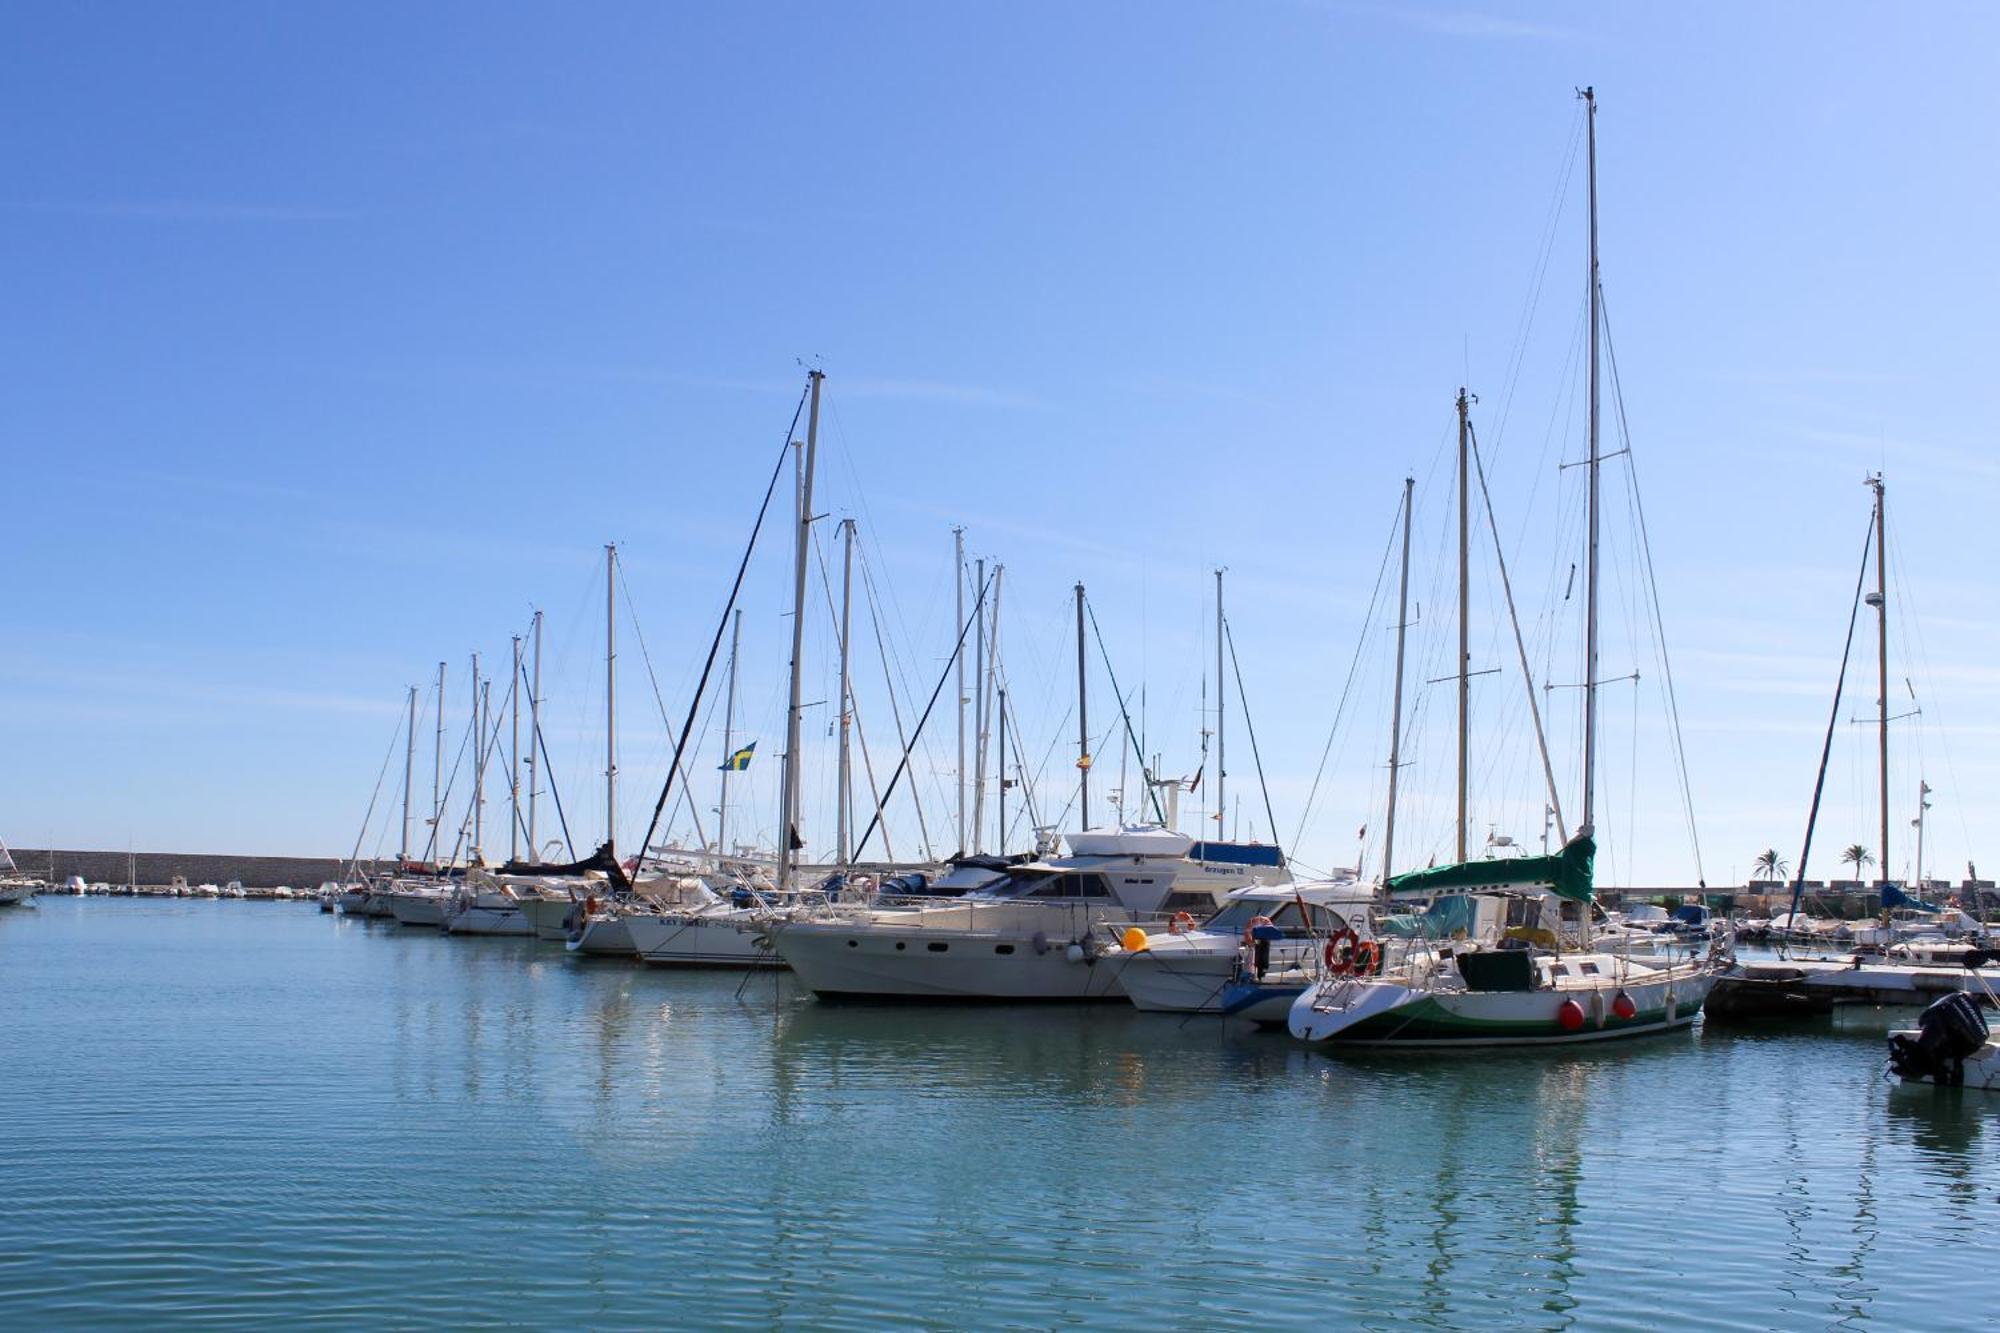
xmin=1382 ymin=476 xmax=1415 ymax=885
xmin=779 ymin=370 xmax=823 ymax=892
xmin=990 ymin=565 xmax=1004 ymax=836
xmin=1580 ymin=84 xmax=1603 ymax=841
xmin=718 ymin=607 xmax=743 ymax=861
xmin=1074 ymin=582 xmax=1090 ymax=829
xmin=836 ymin=517 xmax=857 ymax=867
xmin=953 ymin=526 xmax=967 ymax=855
xmin=400 ymin=685 xmax=416 ymax=863
xmin=1456 ymin=388 xmax=1472 ymax=861
xmin=509 ymin=635 xmax=522 ymax=863
xmin=470 ymin=652 xmax=483 ymax=859
xmin=972 ymin=556 xmax=988 ymax=853
xmin=1870 ymin=474 xmax=1888 ymax=884
xmin=997 ymin=685 xmax=1009 ymax=851
xmin=433 ymin=660 xmax=445 ymax=852
xmin=1215 ymin=567 xmax=1226 ymax=841
xmin=605 ymin=542 xmax=618 ymax=860
xmin=527 ymin=610 xmax=542 ymax=860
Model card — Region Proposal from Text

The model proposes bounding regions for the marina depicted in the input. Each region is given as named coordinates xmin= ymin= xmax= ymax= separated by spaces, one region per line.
xmin=8 ymin=5 xmax=2000 ymax=1327
xmin=7 ymin=894 xmax=2000 ymax=1328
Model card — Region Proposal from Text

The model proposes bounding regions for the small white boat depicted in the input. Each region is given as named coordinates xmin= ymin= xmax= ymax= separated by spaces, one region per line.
xmin=1114 ymin=879 xmax=1375 ymax=1015
xmin=1888 ymin=992 xmax=1999 ymax=1090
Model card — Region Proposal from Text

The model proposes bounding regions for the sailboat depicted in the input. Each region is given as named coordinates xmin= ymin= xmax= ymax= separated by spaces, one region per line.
xmin=0 ymin=839 xmax=41 ymax=906
xmin=1288 ymin=88 xmax=1729 ymax=1048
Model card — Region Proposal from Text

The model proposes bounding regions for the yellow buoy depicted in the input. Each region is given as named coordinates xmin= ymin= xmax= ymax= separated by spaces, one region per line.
xmin=1121 ymin=926 xmax=1150 ymax=953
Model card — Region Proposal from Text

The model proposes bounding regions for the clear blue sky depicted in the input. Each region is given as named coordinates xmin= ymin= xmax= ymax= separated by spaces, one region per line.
xmin=6 ymin=2 xmax=1996 ymax=888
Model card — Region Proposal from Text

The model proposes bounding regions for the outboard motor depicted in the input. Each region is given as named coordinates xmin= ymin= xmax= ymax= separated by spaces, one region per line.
xmin=1889 ymin=992 xmax=1991 ymax=1086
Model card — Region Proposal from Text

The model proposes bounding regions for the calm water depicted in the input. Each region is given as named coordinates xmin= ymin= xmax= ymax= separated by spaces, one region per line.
xmin=3 ymin=898 xmax=1996 ymax=1329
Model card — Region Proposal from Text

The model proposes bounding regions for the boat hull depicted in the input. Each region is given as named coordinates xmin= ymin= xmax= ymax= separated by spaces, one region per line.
xmin=626 ymin=913 xmax=784 ymax=969
xmin=776 ymin=921 xmax=1128 ymax=1000
xmin=387 ymin=893 xmax=447 ymax=927
xmin=1290 ymin=968 xmax=1717 ymax=1047
xmin=566 ymin=915 xmax=637 ymax=957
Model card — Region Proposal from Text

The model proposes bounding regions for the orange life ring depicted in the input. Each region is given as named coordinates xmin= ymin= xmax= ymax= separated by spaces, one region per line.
xmin=1353 ymin=938 xmax=1381 ymax=975
xmin=1168 ymin=910 xmax=1196 ymax=935
xmin=1242 ymin=915 xmax=1275 ymax=947
xmin=1323 ymin=927 xmax=1361 ymax=974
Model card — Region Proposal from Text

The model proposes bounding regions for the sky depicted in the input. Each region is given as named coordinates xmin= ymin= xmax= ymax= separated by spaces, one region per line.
xmin=4 ymin=2 xmax=1997 ymax=888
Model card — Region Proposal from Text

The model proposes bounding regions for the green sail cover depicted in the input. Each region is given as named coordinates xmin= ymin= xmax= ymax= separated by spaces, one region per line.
xmin=1384 ymin=834 xmax=1596 ymax=903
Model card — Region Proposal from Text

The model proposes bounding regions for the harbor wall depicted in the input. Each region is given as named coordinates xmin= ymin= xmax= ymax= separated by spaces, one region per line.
xmin=11 ymin=849 xmax=351 ymax=890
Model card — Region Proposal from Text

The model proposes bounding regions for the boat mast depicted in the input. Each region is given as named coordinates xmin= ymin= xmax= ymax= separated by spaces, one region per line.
xmin=1869 ymin=474 xmax=1888 ymax=886
xmin=836 ymin=517 xmax=857 ymax=867
xmin=1383 ymin=476 xmax=1415 ymax=885
xmin=400 ymin=685 xmax=416 ymax=863
xmin=985 ymin=565 xmax=1004 ymax=845
xmin=1215 ymin=567 xmax=1226 ymax=842
xmin=605 ymin=542 xmax=618 ymax=864
xmin=954 ymin=526 xmax=967 ymax=855
xmin=1580 ymin=84 xmax=1602 ymax=843
xmin=1456 ymin=387 xmax=1472 ymax=861
xmin=433 ymin=659 xmax=445 ymax=854
xmin=972 ymin=556 xmax=987 ymax=854
xmin=779 ymin=371 xmax=823 ymax=893
xmin=527 ymin=610 xmax=542 ymax=860
xmin=1075 ymin=582 xmax=1090 ymax=829
xmin=470 ymin=652 xmax=483 ymax=860
xmin=718 ymin=608 xmax=742 ymax=862
xmin=997 ymin=685 xmax=1008 ymax=851
xmin=1914 ymin=779 xmax=1930 ymax=891
xmin=509 ymin=634 xmax=522 ymax=863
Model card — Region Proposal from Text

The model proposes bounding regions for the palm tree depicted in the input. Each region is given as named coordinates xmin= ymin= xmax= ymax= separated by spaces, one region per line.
xmin=1753 ymin=849 xmax=1789 ymax=883
xmin=1841 ymin=844 xmax=1875 ymax=879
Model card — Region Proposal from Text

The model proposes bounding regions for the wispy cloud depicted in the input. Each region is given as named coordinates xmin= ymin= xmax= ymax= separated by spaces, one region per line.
xmin=1320 ymin=3 xmax=1583 ymax=41
xmin=840 ymin=377 xmax=1043 ymax=410
xmin=6 ymin=200 xmax=351 ymax=223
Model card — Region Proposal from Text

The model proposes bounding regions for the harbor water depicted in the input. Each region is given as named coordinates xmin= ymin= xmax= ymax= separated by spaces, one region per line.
xmin=3 ymin=898 xmax=1996 ymax=1328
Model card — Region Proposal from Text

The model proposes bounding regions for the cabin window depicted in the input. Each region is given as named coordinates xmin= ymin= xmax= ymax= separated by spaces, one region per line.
xmin=927 ymin=942 xmax=949 ymax=953
xmin=1028 ymin=873 xmax=1111 ymax=899
xmin=894 ymin=941 xmax=907 ymax=951
xmin=994 ymin=944 xmax=1015 ymax=955
xmin=846 ymin=939 xmax=859 ymax=948
xmin=1579 ymin=961 xmax=1601 ymax=975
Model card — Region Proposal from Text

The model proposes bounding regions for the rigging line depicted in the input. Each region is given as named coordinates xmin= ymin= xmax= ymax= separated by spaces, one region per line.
xmin=341 ymin=702 xmax=406 ymax=881
xmin=1291 ymin=494 xmax=1401 ymax=857
xmin=852 ymin=566 xmax=994 ymax=862
xmin=808 ymin=519 xmax=895 ymax=862
xmin=428 ymin=709 xmax=476 ymax=867
xmin=1222 ymin=616 xmax=1284 ymax=865
xmin=629 ymin=382 xmax=808 ymax=870
xmin=519 ymin=654 xmax=577 ymax=861
xmin=1492 ymin=107 xmax=1587 ymax=456
xmin=616 ymin=566 xmax=711 ymax=853
xmin=1786 ymin=514 xmax=1877 ymax=934
xmin=1467 ymin=418 xmax=1567 ymax=843
xmin=1083 ymin=596 xmax=1169 ymax=826
xmin=858 ymin=541 xmax=935 ymax=861
xmin=1600 ymin=291 xmax=1706 ymax=884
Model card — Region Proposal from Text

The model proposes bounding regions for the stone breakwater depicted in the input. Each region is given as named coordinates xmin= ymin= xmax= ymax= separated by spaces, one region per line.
xmin=13 ymin=849 xmax=350 ymax=890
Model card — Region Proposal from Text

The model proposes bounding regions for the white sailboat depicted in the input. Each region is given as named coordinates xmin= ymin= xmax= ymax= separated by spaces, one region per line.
xmin=1288 ymin=88 xmax=1728 ymax=1049
xmin=0 ymin=840 xmax=41 ymax=906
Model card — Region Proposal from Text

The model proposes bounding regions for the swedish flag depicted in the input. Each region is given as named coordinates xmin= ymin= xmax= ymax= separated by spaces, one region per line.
xmin=719 ymin=742 xmax=756 ymax=772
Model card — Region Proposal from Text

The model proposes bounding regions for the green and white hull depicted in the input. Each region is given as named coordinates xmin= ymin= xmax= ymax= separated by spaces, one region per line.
xmin=1288 ymin=955 xmax=1719 ymax=1047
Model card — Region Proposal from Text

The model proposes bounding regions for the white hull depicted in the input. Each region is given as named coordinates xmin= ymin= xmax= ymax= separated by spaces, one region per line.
xmin=443 ymin=904 xmax=533 ymax=936
xmin=1890 ymin=1035 xmax=2000 ymax=1090
xmin=336 ymin=891 xmax=372 ymax=916
xmin=1290 ymin=957 xmax=1720 ymax=1047
xmin=565 ymin=915 xmax=638 ymax=956
xmin=626 ymin=912 xmax=784 ymax=968
xmin=776 ymin=919 xmax=1127 ymax=1000
xmin=518 ymin=895 xmax=582 ymax=942
xmin=387 ymin=892 xmax=448 ymax=927
xmin=0 ymin=881 xmax=40 ymax=906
